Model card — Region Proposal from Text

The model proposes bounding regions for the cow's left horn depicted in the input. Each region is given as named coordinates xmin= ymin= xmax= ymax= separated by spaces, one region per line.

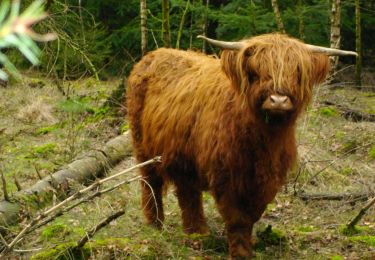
xmin=306 ymin=44 xmax=358 ymax=57
xmin=197 ymin=35 xmax=244 ymax=50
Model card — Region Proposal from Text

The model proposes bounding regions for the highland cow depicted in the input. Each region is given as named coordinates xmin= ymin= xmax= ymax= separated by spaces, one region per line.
xmin=127 ymin=33 xmax=357 ymax=257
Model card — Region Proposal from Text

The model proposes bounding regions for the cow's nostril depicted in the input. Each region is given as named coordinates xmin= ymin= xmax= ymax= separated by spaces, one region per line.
xmin=280 ymin=96 xmax=288 ymax=103
xmin=262 ymin=94 xmax=293 ymax=112
xmin=270 ymin=95 xmax=288 ymax=104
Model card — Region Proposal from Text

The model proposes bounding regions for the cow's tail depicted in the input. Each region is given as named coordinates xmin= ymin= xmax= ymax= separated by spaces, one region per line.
xmin=126 ymin=74 xmax=149 ymax=155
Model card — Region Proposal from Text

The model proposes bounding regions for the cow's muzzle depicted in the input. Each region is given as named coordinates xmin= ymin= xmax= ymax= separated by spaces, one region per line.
xmin=261 ymin=94 xmax=293 ymax=114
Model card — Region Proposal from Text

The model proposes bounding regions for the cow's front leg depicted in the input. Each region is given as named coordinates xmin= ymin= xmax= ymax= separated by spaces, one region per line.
xmin=212 ymin=191 xmax=255 ymax=258
xmin=226 ymin=223 xmax=254 ymax=258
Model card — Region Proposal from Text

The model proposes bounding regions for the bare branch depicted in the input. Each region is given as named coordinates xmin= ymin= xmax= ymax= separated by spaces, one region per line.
xmin=13 ymin=176 xmax=22 ymax=192
xmin=346 ymin=197 xmax=375 ymax=230
xmin=1 ymin=156 xmax=161 ymax=254
xmin=28 ymin=175 xmax=142 ymax=234
xmin=75 ymin=209 xmax=125 ymax=248
xmin=34 ymin=165 xmax=43 ymax=180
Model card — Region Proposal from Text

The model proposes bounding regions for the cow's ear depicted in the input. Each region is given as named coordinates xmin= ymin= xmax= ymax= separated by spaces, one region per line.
xmin=221 ymin=50 xmax=242 ymax=92
xmin=310 ymin=53 xmax=330 ymax=86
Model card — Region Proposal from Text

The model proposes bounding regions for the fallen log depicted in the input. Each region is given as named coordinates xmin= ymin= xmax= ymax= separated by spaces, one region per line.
xmin=322 ymin=100 xmax=375 ymax=122
xmin=0 ymin=132 xmax=133 ymax=231
xmin=296 ymin=191 xmax=374 ymax=202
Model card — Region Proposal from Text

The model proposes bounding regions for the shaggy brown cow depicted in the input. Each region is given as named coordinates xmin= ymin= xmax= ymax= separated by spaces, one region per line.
xmin=127 ymin=33 xmax=356 ymax=257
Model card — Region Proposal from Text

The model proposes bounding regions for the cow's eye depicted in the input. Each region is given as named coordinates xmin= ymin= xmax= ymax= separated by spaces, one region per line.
xmin=248 ymin=71 xmax=259 ymax=83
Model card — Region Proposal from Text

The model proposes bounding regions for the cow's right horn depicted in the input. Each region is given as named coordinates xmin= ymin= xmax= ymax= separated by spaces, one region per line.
xmin=197 ymin=35 xmax=244 ymax=50
xmin=305 ymin=44 xmax=358 ymax=56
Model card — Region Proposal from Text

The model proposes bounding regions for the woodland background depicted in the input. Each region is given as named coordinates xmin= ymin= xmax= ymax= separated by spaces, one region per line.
xmin=6 ymin=0 xmax=375 ymax=81
xmin=0 ymin=0 xmax=374 ymax=259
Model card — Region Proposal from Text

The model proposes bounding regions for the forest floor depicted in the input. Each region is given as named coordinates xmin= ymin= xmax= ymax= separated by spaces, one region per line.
xmin=0 ymin=75 xmax=374 ymax=259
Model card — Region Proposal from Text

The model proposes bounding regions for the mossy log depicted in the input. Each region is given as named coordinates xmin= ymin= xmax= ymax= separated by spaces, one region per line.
xmin=0 ymin=132 xmax=133 ymax=231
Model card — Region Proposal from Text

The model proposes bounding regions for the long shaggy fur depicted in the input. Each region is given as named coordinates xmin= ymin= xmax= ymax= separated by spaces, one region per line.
xmin=127 ymin=33 xmax=329 ymax=257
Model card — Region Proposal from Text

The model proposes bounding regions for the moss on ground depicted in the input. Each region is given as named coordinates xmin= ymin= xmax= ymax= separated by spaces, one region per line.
xmin=30 ymin=242 xmax=90 ymax=260
xmin=349 ymin=236 xmax=375 ymax=247
xmin=368 ymin=145 xmax=375 ymax=160
xmin=296 ymin=225 xmax=318 ymax=233
xmin=319 ymin=106 xmax=338 ymax=117
xmin=255 ymin=225 xmax=287 ymax=251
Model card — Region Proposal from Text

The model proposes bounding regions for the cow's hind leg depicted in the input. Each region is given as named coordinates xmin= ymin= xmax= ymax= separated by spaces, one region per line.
xmin=141 ymin=166 xmax=164 ymax=228
xmin=174 ymin=178 xmax=209 ymax=235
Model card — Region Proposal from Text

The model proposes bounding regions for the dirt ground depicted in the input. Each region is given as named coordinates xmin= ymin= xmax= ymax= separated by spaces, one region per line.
xmin=0 ymin=75 xmax=374 ymax=259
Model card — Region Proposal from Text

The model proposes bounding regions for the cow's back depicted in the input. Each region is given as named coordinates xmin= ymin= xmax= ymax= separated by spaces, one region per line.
xmin=127 ymin=48 xmax=228 ymax=167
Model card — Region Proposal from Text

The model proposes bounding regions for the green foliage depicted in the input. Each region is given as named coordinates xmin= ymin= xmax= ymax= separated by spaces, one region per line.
xmin=212 ymin=1 xmax=276 ymax=40
xmin=0 ymin=0 xmax=54 ymax=80
xmin=39 ymin=2 xmax=110 ymax=79
xmin=330 ymin=255 xmax=344 ymax=260
xmin=9 ymin=0 xmax=373 ymax=77
xmin=57 ymin=98 xmax=94 ymax=114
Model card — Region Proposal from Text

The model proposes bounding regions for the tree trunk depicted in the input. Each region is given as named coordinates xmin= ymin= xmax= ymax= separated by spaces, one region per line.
xmin=162 ymin=0 xmax=171 ymax=48
xmin=189 ymin=0 xmax=195 ymax=49
xmin=140 ymin=0 xmax=148 ymax=56
xmin=271 ymin=0 xmax=285 ymax=33
xmin=330 ymin=0 xmax=341 ymax=76
xmin=176 ymin=0 xmax=190 ymax=49
xmin=201 ymin=0 xmax=210 ymax=53
xmin=0 ymin=132 xmax=133 ymax=231
xmin=355 ymin=0 xmax=362 ymax=86
xmin=297 ymin=0 xmax=305 ymax=40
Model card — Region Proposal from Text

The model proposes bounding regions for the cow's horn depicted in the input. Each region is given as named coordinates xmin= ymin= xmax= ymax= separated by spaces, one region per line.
xmin=305 ymin=44 xmax=358 ymax=57
xmin=197 ymin=35 xmax=244 ymax=50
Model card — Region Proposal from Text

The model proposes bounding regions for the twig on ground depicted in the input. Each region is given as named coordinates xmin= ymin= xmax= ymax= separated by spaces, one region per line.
xmin=346 ymin=197 xmax=375 ymax=230
xmin=0 ymin=156 xmax=161 ymax=254
xmin=296 ymin=142 xmax=373 ymax=194
xmin=0 ymin=233 xmax=9 ymax=248
xmin=75 ymin=209 xmax=125 ymax=249
xmin=13 ymin=247 xmax=42 ymax=253
xmin=34 ymin=165 xmax=43 ymax=180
